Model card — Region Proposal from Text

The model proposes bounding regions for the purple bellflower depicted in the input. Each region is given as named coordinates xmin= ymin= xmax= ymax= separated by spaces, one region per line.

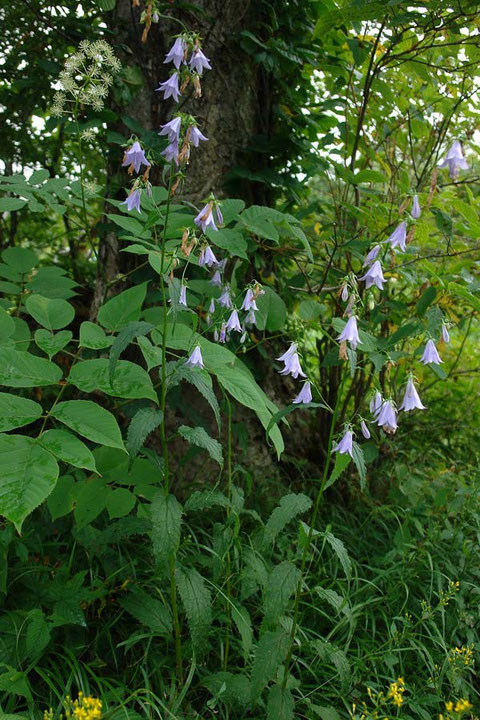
xmin=387 ymin=222 xmax=407 ymax=252
xmin=210 ymin=270 xmax=222 ymax=287
xmin=189 ymin=48 xmax=211 ymax=74
xmin=121 ymin=188 xmax=142 ymax=213
xmin=159 ymin=117 xmax=181 ymax=143
xmin=363 ymin=244 xmax=381 ymax=267
xmin=439 ymin=140 xmax=469 ymax=179
xmin=199 ymin=245 xmax=218 ymax=268
xmin=292 ymin=381 xmax=312 ymax=405
xmin=421 ymin=339 xmax=443 ymax=365
xmin=218 ymin=287 xmax=233 ymax=309
xmin=359 ymin=260 xmax=385 ymax=290
xmin=341 ymin=285 xmax=349 ymax=302
xmin=122 ymin=141 xmax=150 ymax=175
xmin=156 ymin=73 xmax=181 ymax=102
xmin=360 ymin=420 xmax=370 ymax=439
xmin=276 ymin=342 xmax=298 ymax=364
xmin=219 ymin=323 xmax=227 ymax=343
xmin=442 ymin=324 xmax=450 ymax=343
xmin=411 ymin=195 xmax=421 ymax=219
xmin=208 ymin=298 xmax=215 ymax=313
xmin=161 ymin=140 xmax=179 ymax=165
xmin=332 ymin=429 xmax=354 ymax=458
xmin=215 ymin=205 xmax=223 ymax=225
xmin=376 ymin=400 xmax=398 ymax=434
xmin=164 ymin=37 xmax=187 ymax=69
xmin=370 ymin=391 xmax=383 ymax=417
xmin=245 ymin=309 xmax=257 ymax=325
xmin=190 ymin=126 xmax=208 ymax=147
xmin=241 ymin=288 xmax=258 ymax=312
xmin=186 ymin=345 xmax=204 ymax=368
xmin=337 ymin=315 xmax=361 ymax=350
xmin=179 ymin=285 xmax=187 ymax=306
xmin=399 ymin=377 xmax=426 ymax=412
xmin=279 ymin=351 xmax=307 ymax=379
xmin=226 ymin=309 xmax=242 ymax=333
xmin=194 ymin=203 xmax=218 ymax=233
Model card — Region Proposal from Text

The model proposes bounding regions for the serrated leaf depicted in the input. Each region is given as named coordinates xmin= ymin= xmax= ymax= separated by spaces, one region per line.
xmin=322 ymin=531 xmax=352 ymax=579
xmin=176 ymin=566 xmax=212 ymax=655
xmin=324 ymin=452 xmax=351 ymax=490
xmin=126 ymin=407 xmax=163 ymax=459
xmin=267 ymin=685 xmax=294 ymax=720
xmin=351 ymin=442 xmax=366 ymax=489
xmin=151 ymin=492 xmax=182 ymax=566
xmin=263 ymin=493 xmax=312 ymax=548
xmin=263 ymin=561 xmax=300 ymax=626
xmin=178 ymin=425 xmax=223 ymax=466
xmin=109 ymin=320 xmax=153 ymax=382
xmin=203 ymin=672 xmax=251 ymax=707
xmin=120 ymin=589 xmax=172 ymax=634
xmin=185 ymin=489 xmax=229 ymax=512
xmin=26 ymin=610 xmax=50 ymax=660
xmin=250 ymin=630 xmax=290 ymax=700
xmin=169 ymin=363 xmax=221 ymax=430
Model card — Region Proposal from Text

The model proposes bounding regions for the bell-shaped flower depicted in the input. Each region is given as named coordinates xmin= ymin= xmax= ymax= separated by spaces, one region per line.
xmin=122 ymin=141 xmax=150 ymax=174
xmin=219 ymin=323 xmax=227 ymax=343
xmin=121 ymin=188 xmax=142 ymax=213
xmin=439 ymin=140 xmax=469 ymax=179
xmin=370 ymin=391 xmax=383 ymax=417
xmin=411 ymin=195 xmax=421 ymax=219
xmin=276 ymin=342 xmax=298 ymax=363
xmin=190 ymin=125 xmax=208 ymax=147
xmin=156 ymin=73 xmax=181 ymax=102
xmin=245 ymin=309 xmax=257 ymax=325
xmin=341 ymin=285 xmax=349 ymax=301
xmin=179 ymin=284 xmax=187 ymax=306
xmin=189 ymin=48 xmax=211 ymax=74
xmin=387 ymin=222 xmax=407 ymax=252
xmin=363 ymin=244 xmax=381 ymax=267
xmin=208 ymin=298 xmax=215 ymax=313
xmin=218 ymin=287 xmax=233 ymax=309
xmin=161 ymin=140 xmax=179 ymax=165
xmin=278 ymin=349 xmax=306 ymax=380
xmin=210 ymin=270 xmax=222 ymax=287
xmin=360 ymin=420 xmax=370 ymax=439
xmin=226 ymin=309 xmax=242 ymax=333
xmin=164 ymin=37 xmax=187 ymax=69
xmin=337 ymin=316 xmax=361 ymax=350
xmin=159 ymin=117 xmax=181 ymax=143
xmin=441 ymin=324 xmax=450 ymax=343
xmin=399 ymin=377 xmax=426 ymax=412
xmin=186 ymin=345 xmax=204 ymax=368
xmin=376 ymin=400 xmax=398 ymax=434
xmin=241 ymin=288 xmax=258 ymax=312
xmin=194 ymin=203 xmax=218 ymax=233
xmin=215 ymin=206 xmax=223 ymax=225
xmin=359 ymin=260 xmax=384 ymax=290
xmin=199 ymin=245 xmax=218 ymax=268
xmin=421 ymin=339 xmax=443 ymax=365
xmin=292 ymin=381 xmax=312 ymax=405
xmin=332 ymin=429 xmax=354 ymax=457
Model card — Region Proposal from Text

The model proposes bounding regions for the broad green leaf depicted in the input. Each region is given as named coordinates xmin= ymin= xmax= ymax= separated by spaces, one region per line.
xmin=96 ymin=0 xmax=116 ymax=9
xmin=206 ymin=227 xmax=248 ymax=259
xmin=38 ymin=429 xmax=97 ymax=473
xmin=267 ymin=685 xmax=294 ymax=720
xmin=34 ymin=329 xmax=72 ymax=358
xmin=185 ymin=489 xmax=229 ymax=512
xmin=169 ymin=363 xmax=221 ymax=430
xmin=74 ymin=477 xmax=107 ymax=527
xmin=79 ymin=321 xmax=113 ymax=349
xmin=312 ymin=706 xmax=341 ymax=720
xmin=255 ymin=287 xmax=287 ymax=331
xmin=178 ymin=425 xmax=223 ymax=465
xmin=0 ymin=392 xmax=43 ymax=431
xmin=106 ymin=213 xmax=145 ymax=235
xmin=323 ymin=531 xmax=352 ymax=579
xmin=263 ymin=561 xmax=300 ymax=626
xmin=416 ymin=286 xmax=437 ymax=317
xmin=47 ymin=474 xmax=76 ymax=520
xmin=250 ymin=630 xmax=290 ymax=700
xmin=11 ymin=317 xmax=30 ymax=351
xmin=0 ymin=434 xmax=59 ymax=531
xmin=239 ymin=206 xmax=279 ymax=241
xmin=26 ymin=268 xmax=77 ymax=300
xmin=25 ymin=295 xmax=74 ymax=330
xmin=298 ymin=299 xmax=322 ymax=321
xmin=126 ymin=407 xmax=163 ymax=459
xmin=50 ymin=400 xmax=125 ymax=450
xmin=0 ymin=666 xmax=32 ymax=701
xmin=0 ymin=198 xmax=27 ymax=212
xmin=0 ymin=308 xmax=15 ymax=342
xmin=68 ymin=358 xmax=158 ymax=402
xmin=203 ymin=672 xmax=251 ymax=708
xmin=353 ymin=169 xmax=388 ymax=184
xmin=106 ymin=487 xmax=136 ymax=518
xmin=119 ymin=589 xmax=172 ymax=634
xmin=263 ymin=492 xmax=312 ymax=548
xmin=0 ymin=348 xmax=62 ymax=387
xmin=151 ymin=492 xmax=182 ymax=566
xmin=109 ymin=320 xmax=153 ymax=381
xmin=26 ymin=610 xmax=50 ymax=661
xmin=176 ymin=566 xmax=212 ymax=654
xmin=324 ymin=452 xmax=351 ymax=490
xmin=351 ymin=442 xmax=366 ymax=490
xmin=97 ymin=282 xmax=148 ymax=331
xmin=0 ymin=281 xmax=21 ymax=295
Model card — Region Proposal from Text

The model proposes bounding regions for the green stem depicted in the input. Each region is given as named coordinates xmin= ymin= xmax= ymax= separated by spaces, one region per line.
xmin=223 ymin=395 xmax=233 ymax=670
xmin=282 ymin=369 xmax=348 ymax=688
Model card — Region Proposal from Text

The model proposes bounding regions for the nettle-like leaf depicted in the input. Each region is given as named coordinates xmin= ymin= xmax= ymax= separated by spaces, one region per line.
xmin=263 ymin=561 xmax=300 ymax=626
xmin=263 ymin=492 xmax=312 ymax=549
xmin=151 ymin=492 xmax=183 ymax=567
xmin=250 ymin=629 xmax=290 ymax=701
xmin=109 ymin=320 xmax=154 ymax=381
xmin=126 ymin=407 xmax=163 ymax=459
xmin=267 ymin=685 xmax=294 ymax=720
xmin=176 ymin=565 xmax=212 ymax=655
xmin=178 ymin=425 xmax=223 ymax=466
xmin=120 ymin=589 xmax=172 ymax=635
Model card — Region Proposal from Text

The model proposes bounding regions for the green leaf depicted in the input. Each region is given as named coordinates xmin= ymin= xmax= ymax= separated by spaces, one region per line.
xmin=0 ymin=392 xmax=42 ymax=431
xmin=298 ymin=300 xmax=322 ymax=321
xmin=323 ymin=531 xmax=352 ymax=579
xmin=106 ymin=488 xmax=136 ymax=518
xmin=239 ymin=206 xmax=279 ymax=241
xmin=96 ymin=0 xmax=116 ymax=9
xmin=25 ymin=295 xmax=74 ymax=330
xmin=263 ymin=493 xmax=312 ymax=548
xmin=26 ymin=268 xmax=77 ymax=300
xmin=256 ymin=287 xmax=287 ymax=331
xmin=267 ymin=685 xmax=294 ymax=720
xmin=74 ymin=477 xmax=107 ymax=527
xmin=232 ymin=602 xmax=253 ymax=660
xmin=178 ymin=425 xmax=223 ymax=466
xmin=79 ymin=321 xmax=113 ymax=349
xmin=266 ymin=401 xmax=327 ymax=436
xmin=11 ymin=317 xmax=31 ymax=351
xmin=50 ymin=400 xmax=125 ymax=450
xmin=206 ymin=227 xmax=248 ymax=259
xmin=0 ymin=281 xmax=22 ymax=295
xmin=250 ymin=630 xmax=290 ymax=700
xmin=0 ymin=667 xmax=32 ymax=701
xmin=106 ymin=212 xmax=145 ymax=235
xmin=109 ymin=320 xmax=153 ymax=382
xmin=0 ymin=308 xmax=15 ymax=342
xmin=126 ymin=407 xmax=163 ymax=459
xmin=26 ymin=610 xmax=50 ymax=661
xmin=97 ymin=282 xmax=148 ymax=331
xmin=0 ymin=434 xmax=59 ymax=532
xmin=38 ymin=429 xmax=98 ymax=473
xmin=120 ymin=589 xmax=172 ymax=634
xmin=0 ymin=348 xmax=62 ymax=387
xmin=34 ymin=329 xmax=72 ymax=358
xmin=151 ymin=492 xmax=182 ymax=566
xmin=68 ymin=358 xmax=158 ymax=402
xmin=353 ymin=169 xmax=388 ymax=184
xmin=185 ymin=489 xmax=229 ymax=512
xmin=324 ymin=452 xmax=351 ymax=490
xmin=0 ymin=198 xmax=27 ymax=212
xmin=312 ymin=706 xmax=341 ymax=720
xmin=176 ymin=566 xmax=212 ymax=654
xmin=203 ymin=672 xmax=251 ymax=708
xmin=47 ymin=474 xmax=76 ymax=520
xmin=29 ymin=169 xmax=49 ymax=184
xmin=263 ymin=561 xmax=300 ymax=626
xmin=416 ymin=286 xmax=437 ymax=317
xmin=351 ymin=442 xmax=366 ymax=489
xmin=169 ymin=363 xmax=221 ymax=430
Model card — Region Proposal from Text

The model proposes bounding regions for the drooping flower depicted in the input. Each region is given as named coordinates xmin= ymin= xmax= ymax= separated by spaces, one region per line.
xmin=219 ymin=323 xmax=227 ymax=343
xmin=439 ymin=140 xmax=469 ymax=179
xmin=210 ymin=270 xmax=222 ymax=287
xmin=190 ymin=125 xmax=208 ymax=147
xmin=245 ymin=309 xmax=257 ymax=325
xmin=363 ymin=244 xmax=381 ymax=267
xmin=369 ymin=391 xmax=383 ymax=417
xmin=341 ymin=285 xmax=349 ymax=302
xmin=218 ymin=287 xmax=233 ymax=309
xmin=376 ymin=400 xmax=398 ymax=434
xmin=332 ymin=429 xmax=354 ymax=457
xmin=226 ymin=309 xmax=242 ymax=333
xmin=360 ymin=420 xmax=370 ymax=439
xmin=189 ymin=48 xmax=211 ymax=74
xmin=164 ymin=37 xmax=187 ymax=69
xmin=194 ymin=203 xmax=218 ymax=233
xmin=215 ymin=205 xmax=223 ymax=225
xmin=121 ymin=188 xmax=142 ymax=213
xmin=161 ymin=140 xmax=179 ymax=165
xmin=292 ymin=381 xmax=312 ymax=405
xmin=421 ymin=339 xmax=443 ymax=365
xmin=276 ymin=342 xmax=298 ymax=363
xmin=387 ymin=222 xmax=407 ymax=252
xmin=441 ymin=324 xmax=450 ymax=343
xmin=411 ymin=195 xmax=421 ymax=219
xmin=208 ymin=298 xmax=215 ymax=313
xmin=359 ymin=260 xmax=385 ymax=290
xmin=179 ymin=284 xmax=187 ymax=306
xmin=122 ymin=141 xmax=150 ymax=175
xmin=337 ymin=316 xmax=361 ymax=350
xmin=159 ymin=117 xmax=181 ymax=143
xmin=156 ymin=73 xmax=181 ymax=102
xmin=199 ymin=245 xmax=218 ymax=268
xmin=399 ymin=377 xmax=426 ymax=412
xmin=241 ymin=288 xmax=258 ymax=312
xmin=278 ymin=351 xmax=307 ymax=379
xmin=186 ymin=345 xmax=204 ymax=368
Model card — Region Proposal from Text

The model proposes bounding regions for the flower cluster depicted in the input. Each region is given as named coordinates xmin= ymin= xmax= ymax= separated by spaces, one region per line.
xmin=349 ymin=677 xmax=407 ymax=720
xmin=44 ymin=693 xmax=102 ymax=720
xmin=157 ymin=34 xmax=211 ymax=102
xmin=51 ymin=40 xmax=121 ymax=116
xmin=120 ymin=138 xmax=151 ymax=213
xmin=439 ymin=698 xmax=473 ymax=720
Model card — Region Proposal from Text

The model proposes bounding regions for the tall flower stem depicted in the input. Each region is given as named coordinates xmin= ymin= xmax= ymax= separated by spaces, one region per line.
xmin=282 ymin=370 xmax=348 ymax=688
xmin=223 ymin=394 xmax=233 ymax=670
